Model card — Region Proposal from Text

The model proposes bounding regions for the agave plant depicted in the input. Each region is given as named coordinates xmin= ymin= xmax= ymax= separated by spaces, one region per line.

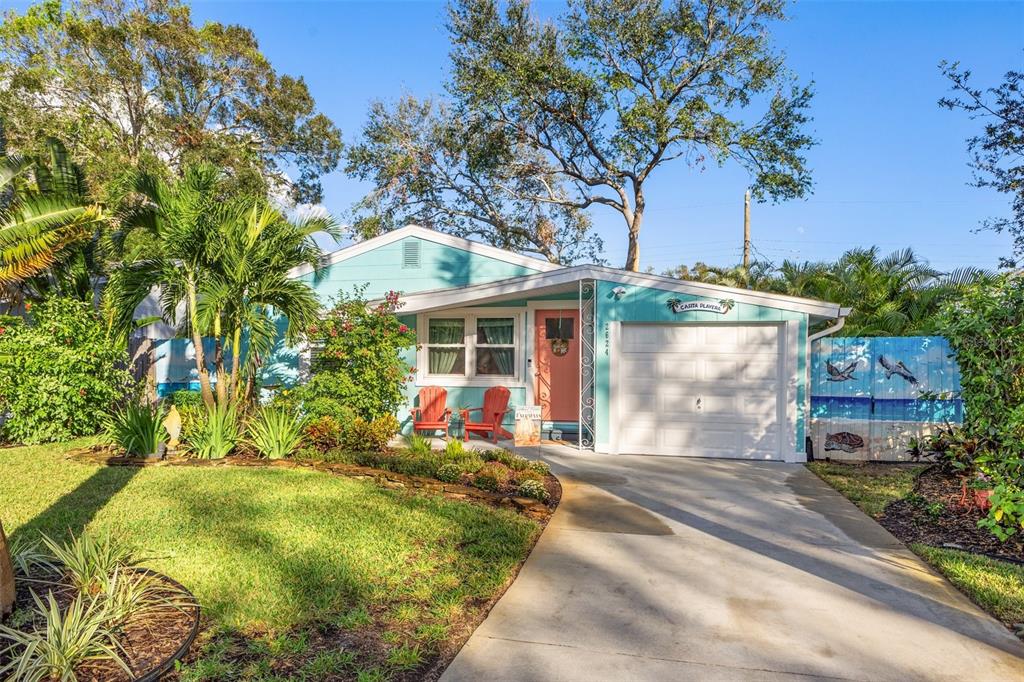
xmin=186 ymin=402 xmax=241 ymax=459
xmin=103 ymin=401 xmax=168 ymax=457
xmin=246 ymin=406 xmax=306 ymax=460
xmin=0 ymin=591 xmax=130 ymax=682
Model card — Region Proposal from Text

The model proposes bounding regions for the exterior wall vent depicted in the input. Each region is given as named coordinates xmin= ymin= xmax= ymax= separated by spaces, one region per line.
xmin=402 ymin=239 xmax=421 ymax=269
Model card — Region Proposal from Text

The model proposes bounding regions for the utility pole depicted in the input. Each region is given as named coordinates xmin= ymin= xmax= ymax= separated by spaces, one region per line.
xmin=743 ymin=190 xmax=751 ymax=268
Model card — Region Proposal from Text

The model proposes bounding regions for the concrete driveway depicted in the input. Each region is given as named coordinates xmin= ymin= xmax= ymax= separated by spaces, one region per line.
xmin=442 ymin=449 xmax=1024 ymax=681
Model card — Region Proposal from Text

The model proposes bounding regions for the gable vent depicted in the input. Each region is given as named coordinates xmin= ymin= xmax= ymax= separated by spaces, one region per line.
xmin=402 ymin=239 xmax=421 ymax=269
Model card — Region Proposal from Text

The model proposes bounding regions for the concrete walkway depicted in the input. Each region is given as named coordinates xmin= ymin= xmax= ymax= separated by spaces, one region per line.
xmin=442 ymin=449 xmax=1024 ymax=681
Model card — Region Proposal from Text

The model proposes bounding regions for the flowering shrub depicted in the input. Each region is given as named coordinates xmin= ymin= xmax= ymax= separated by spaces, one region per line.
xmin=291 ymin=288 xmax=416 ymax=420
xmin=436 ymin=462 xmax=463 ymax=483
xmin=0 ymin=298 xmax=134 ymax=444
xmin=517 ymin=479 xmax=549 ymax=502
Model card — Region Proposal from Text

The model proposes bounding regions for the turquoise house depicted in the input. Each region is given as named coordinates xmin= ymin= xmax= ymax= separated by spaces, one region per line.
xmin=153 ymin=225 xmax=848 ymax=462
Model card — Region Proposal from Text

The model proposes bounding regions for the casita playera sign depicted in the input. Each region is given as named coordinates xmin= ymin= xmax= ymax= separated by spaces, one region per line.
xmin=666 ymin=298 xmax=736 ymax=315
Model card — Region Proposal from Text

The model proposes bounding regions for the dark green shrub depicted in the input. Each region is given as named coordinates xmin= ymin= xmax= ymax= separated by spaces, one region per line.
xmin=0 ymin=298 xmax=134 ymax=444
xmin=517 ymin=479 xmax=549 ymax=502
xmin=167 ymin=390 xmax=203 ymax=409
xmin=474 ymin=461 xmax=511 ymax=492
xmin=305 ymin=416 xmax=343 ymax=452
xmin=938 ymin=273 xmax=1024 ymax=539
xmin=437 ymin=463 xmax=462 ymax=483
xmin=341 ymin=414 xmax=400 ymax=453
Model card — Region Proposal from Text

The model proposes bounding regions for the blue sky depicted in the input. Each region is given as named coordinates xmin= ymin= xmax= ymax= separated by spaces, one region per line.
xmin=8 ymin=0 xmax=1023 ymax=271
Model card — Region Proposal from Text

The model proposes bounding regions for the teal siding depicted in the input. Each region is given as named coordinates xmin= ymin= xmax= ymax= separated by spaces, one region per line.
xmin=593 ymin=279 xmax=808 ymax=455
xmin=296 ymin=236 xmax=544 ymax=301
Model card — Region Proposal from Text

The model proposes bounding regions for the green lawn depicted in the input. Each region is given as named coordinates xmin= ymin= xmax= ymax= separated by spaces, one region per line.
xmin=808 ymin=461 xmax=1024 ymax=629
xmin=1 ymin=439 xmax=540 ymax=677
xmin=806 ymin=461 xmax=925 ymax=518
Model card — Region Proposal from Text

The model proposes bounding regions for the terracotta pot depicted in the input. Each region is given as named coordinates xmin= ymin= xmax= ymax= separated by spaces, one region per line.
xmin=974 ymin=488 xmax=993 ymax=511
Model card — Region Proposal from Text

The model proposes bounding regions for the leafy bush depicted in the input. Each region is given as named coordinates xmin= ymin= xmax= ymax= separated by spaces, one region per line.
xmin=342 ymin=414 xmax=400 ymax=453
xmin=474 ymin=461 xmax=511 ymax=492
xmin=104 ymin=401 xmax=168 ymax=456
xmin=168 ymin=389 xmax=203 ymax=409
xmin=514 ymin=468 xmax=543 ymax=484
xmin=436 ymin=463 xmax=463 ymax=483
xmin=305 ymin=415 xmax=343 ymax=452
xmin=406 ymin=433 xmax=433 ymax=457
xmin=0 ymin=298 xmax=134 ymax=444
xmin=526 ymin=459 xmax=551 ymax=476
xmin=247 ymin=406 xmax=306 ymax=460
xmin=517 ymin=479 xmax=549 ymax=502
xmin=482 ymin=448 xmax=529 ymax=471
xmin=938 ymin=273 xmax=1024 ymax=539
xmin=289 ymin=289 xmax=416 ymax=420
xmin=186 ymin=403 xmax=241 ymax=459
xmin=444 ymin=439 xmax=465 ymax=458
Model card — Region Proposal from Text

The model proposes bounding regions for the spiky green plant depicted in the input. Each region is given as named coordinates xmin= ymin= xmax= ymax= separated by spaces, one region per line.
xmin=245 ymin=406 xmax=306 ymax=460
xmin=405 ymin=433 xmax=433 ymax=457
xmin=0 ymin=591 xmax=130 ymax=682
xmin=187 ymin=402 xmax=241 ymax=459
xmin=444 ymin=438 xmax=465 ymax=458
xmin=103 ymin=401 xmax=168 ymax=456
xmin=39 ymin=532 xmax=138 ymax=597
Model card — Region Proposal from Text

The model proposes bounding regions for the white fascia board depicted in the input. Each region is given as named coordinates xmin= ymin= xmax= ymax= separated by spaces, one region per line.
xmin=287 ymin=224 xmax=563 ymax=279
xmin=395 ymin=264 xmax=844 ymax=319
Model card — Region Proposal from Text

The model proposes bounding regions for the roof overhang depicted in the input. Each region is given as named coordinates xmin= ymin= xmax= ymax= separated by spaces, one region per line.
xmin=392 ymin=265 xmax=847 ymax=320
xmin=289 ymin=224 xmax=563 ymax=279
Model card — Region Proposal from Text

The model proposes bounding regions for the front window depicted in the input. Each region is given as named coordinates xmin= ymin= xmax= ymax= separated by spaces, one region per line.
xmin=427 ymin=318 xmax=466 ymax=375
xmin=476 ymin=317 xmax=516 ymax=376
xmin=423 ymin=314 xmax=519 ymax=381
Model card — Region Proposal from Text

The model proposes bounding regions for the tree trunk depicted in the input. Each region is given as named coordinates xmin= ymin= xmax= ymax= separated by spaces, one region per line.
xmin=187 ymin=282 xmax=216 ymax=408
xmin=0 ymin=520 xmax=14 ymax=619
xmin=213 ymin=317 xmax=227 ymax=405
xmin=623 ymin=183 xmax=645 ymax=272
xmin=230 ymin=326 xmax=243 ymax=404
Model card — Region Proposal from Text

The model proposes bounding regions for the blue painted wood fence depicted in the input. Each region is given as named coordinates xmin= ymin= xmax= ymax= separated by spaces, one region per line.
xmin=809 ymin=336 xmax=962 ymax=461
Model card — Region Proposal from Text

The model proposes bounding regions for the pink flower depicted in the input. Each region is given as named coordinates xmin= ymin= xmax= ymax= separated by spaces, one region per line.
xmin=398 ymin=324 xmax=409 ymax=333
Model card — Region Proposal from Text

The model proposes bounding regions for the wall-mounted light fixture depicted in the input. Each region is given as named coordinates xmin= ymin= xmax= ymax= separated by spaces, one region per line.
xmin=612 ymin=286 xmax=627 ymax=300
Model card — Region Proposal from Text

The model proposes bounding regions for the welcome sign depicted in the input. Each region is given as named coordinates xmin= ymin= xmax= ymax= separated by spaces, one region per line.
xmin=666 ymin=298 xmax=735 ymax=315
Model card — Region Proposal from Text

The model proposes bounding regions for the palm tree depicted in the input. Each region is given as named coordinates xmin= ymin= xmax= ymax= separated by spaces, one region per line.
xmin=105 ymin=165 xmax=337 ymax=406
xmin=0 ymin=138 xmax=102 ymax=305
xmin=197 ymin=201 xmax=338 ymax=403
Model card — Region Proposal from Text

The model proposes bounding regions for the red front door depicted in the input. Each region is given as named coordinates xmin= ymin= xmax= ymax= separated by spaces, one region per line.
xmin=534 ymin=310 xmax=580 ymax=422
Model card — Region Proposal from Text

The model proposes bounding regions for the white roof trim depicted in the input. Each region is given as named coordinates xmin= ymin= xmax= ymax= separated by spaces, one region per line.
xmin=288 ymin=224 xmax=563 ymax=278
xmin=393 ymin=265 xmax=846 ymax=319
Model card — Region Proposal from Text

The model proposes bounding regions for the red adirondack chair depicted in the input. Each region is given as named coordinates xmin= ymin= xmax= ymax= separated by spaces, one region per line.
xmin=461 ymin=386 xmax=512 ymax=443
xmin=410 ymin=387 xmax=452 ymax=438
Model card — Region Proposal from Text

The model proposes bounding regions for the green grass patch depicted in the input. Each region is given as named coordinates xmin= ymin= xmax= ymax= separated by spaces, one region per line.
xmin=807 ymin=461 xmax=925 ymax=518
xmin=2 ymin=439 xmax=540 ymax=676
xmin=912 ymin=545 xmax=1024 ymax=626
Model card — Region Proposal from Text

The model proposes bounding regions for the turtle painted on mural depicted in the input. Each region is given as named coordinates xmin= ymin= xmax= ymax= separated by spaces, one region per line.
xmin=824 ymin=432 xmax=865 ymax=453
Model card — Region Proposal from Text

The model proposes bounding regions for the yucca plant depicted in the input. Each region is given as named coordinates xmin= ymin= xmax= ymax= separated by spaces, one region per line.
xmin=246 ymin=406 xmax=306 ymax=460
xmin=405 ymin=433 xmax=433 ymax=457
xmin=39 ymin=531 xmax=138 ymax=597
xmin=103 ymin=401 xmax=168 ymax=456
xmin=187 ymin=402 xmax=241 ymax=459
xmin=0 ymin=591 xmax=130 ymax=682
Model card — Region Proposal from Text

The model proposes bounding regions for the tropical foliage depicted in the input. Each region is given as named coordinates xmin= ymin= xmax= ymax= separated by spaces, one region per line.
xmin=246 ymin=406 xmax=306 ymax=460
xmin=937 ymin=273 xmax=1024 ymax=540
xmin=103 ymin=401 xmax=169 ymax=457
xmin=184 ymin=403 xmax=241 ymax=460
xmin=1 ymin=136 xmax=102 ymax=304
xmin=0 ymin=297 xmax=133 ymax=444
xmin=0 ymin=0 xmax=342 ymax=205
xmin=667 ymin=246 xmax=988 ymax=336
xmin=104 ymin=165 xmax=337 ymax=407
xmin=283 ymin=289 xmax=416 ymax=421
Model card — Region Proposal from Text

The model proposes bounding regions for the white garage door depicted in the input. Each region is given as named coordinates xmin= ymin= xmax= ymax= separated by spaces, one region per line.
xmin=616 ymin=324 xmax=783 ymax=459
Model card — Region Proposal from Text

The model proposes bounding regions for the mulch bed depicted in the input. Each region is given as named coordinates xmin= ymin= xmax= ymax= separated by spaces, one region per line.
xmin=879 ymin=466 xmax=1024 ymax=563
xmin=65 ymin=445 xmax=562 ymax=524
xmin=1 ymin=569 xmax=199 ymax=681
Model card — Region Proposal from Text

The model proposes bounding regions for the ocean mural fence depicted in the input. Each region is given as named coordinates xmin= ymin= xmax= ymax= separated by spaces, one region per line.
xmin=809 ymin=336 xmax=962 ymax=461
